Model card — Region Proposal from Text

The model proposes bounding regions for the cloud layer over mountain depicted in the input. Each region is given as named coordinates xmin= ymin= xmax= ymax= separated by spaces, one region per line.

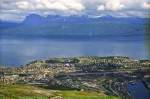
xmin=0 ymin=0 xmax=150 ymax=22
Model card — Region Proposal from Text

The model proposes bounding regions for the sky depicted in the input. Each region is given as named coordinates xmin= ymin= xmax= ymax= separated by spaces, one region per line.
xmin=0 ymin=0 xmax=150 ymax=22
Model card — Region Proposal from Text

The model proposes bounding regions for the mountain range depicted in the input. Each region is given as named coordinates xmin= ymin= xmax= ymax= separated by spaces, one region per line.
xmin=0 ymin=14 xmax=148 ymax=41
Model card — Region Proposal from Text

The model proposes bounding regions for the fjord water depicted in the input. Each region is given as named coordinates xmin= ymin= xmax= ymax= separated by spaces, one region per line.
xmin=0 ymin=38 xmax=149 ymax=66
xmin=0 ymin=16 xmax=149 ymax=66
xmin=128 ymin=81 xmax=150 ymax=99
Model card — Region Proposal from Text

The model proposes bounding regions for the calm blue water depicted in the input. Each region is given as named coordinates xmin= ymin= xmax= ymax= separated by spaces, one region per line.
xmin=128 ymin=81 xmax=150 ymax=99
xmin=0 ymin=38 xmax=149 ymax=66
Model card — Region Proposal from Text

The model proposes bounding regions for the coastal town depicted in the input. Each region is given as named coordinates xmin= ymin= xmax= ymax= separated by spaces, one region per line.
xmin=0 ymin=56 xmax=150 ymax=99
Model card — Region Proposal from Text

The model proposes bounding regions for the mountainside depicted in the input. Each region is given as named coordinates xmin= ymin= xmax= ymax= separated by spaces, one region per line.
xmin=0 ymin=15 xmax=148 ymax=41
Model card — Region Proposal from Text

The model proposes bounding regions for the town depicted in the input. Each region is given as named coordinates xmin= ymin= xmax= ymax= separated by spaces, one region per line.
xmin=0 ymin=56 xmax=150 ymax=99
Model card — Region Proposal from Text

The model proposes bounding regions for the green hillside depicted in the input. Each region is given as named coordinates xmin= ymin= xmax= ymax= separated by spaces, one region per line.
xmin=0 ymin=84 xmax=119 ymax=99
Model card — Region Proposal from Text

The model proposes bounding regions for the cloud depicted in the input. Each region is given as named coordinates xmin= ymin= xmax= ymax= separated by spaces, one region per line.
xmin=0 ymin=0 xmax=149 ymax=22
xmin=142 ymin=2 xmax=150 ymax=9
xmin=97 ymin=0 xmax=125 ymax=11
xmin=15 ymin=0 xmax=85 ymax=11
xmin=97 ymin=0 xmax=150 ymax=11
xmin=97 ymin=5 xmax=105 ymax=11
xmin=96 ymin=0 xmax=150 ymax=18
xmin=0 ymin=0 xmax=85 ymax=21
xmin=16 ymin=1 xmax=31 ymax=10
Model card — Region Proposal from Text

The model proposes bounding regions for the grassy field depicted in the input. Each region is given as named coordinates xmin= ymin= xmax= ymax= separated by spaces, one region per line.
xmin=0 ymin=84 xmax=119 ymax=99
